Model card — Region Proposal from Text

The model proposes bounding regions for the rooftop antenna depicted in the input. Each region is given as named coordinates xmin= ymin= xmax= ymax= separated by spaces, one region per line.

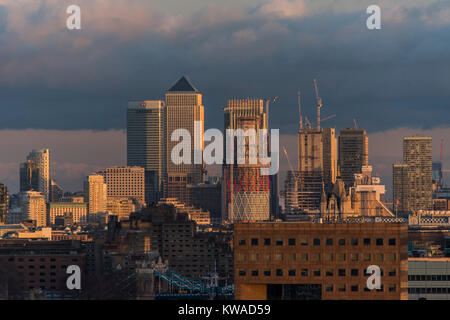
xmin=313 ymin=79 xmax=323 ymax=130
xmin=298 ymin=90 xmax=303 ymax=130
xmin=353 ymin=118 xmax=358 ymax=129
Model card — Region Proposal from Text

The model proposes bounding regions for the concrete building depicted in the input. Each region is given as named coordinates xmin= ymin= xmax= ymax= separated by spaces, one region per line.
xmin=49 ymin=202 xmax=88 ymax=225
xmin=222 ymin=99 xmax=270 ymax=222
xmin=84 ymin=174 xmax=107 ymax=215
xmin=106 ymin=197 xmax=137 ymax=221
xmin=408 ymin=257 xmax=450 ymax=300
xmin=49 ymin=179 xmax=63 ymax=203
xmin=158 ymin=198 xmax=211 ymax=225
xmin=20 ymin=191 xmax=47 ymax=227
xmin=127 ymin=100 xmax=166 ymax=204
xmin=98 ymin=166 xmax=145 ymax=206
xmin=393 ymin=137 xmax=433 ymax=214
xmin=20 ymin=149 xmax=50 ymax=201
xmin=234 ymin=222 xmax=408 ymax=300
xmin=165 ymin=76 xmax=205 ymax=204
xmin=338 ymin=129 xmax=369 ymax=189
xmin=0 ymin=184 xmax=7 ymax=224
xmin=295 ymin=127 xmax=337 ymax=213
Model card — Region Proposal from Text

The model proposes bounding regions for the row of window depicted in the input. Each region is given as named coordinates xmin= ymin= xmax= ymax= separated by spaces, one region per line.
xmin=238 ymin=237 xmax=396 ymax=247
xmin=409 ymin=287 xmax=450 ymax=294
xmin=324 ymin=284 xmax=395 ymax=293
xmin=238 ymin=268 xmax=397 ymax=277
xmin=409 ymin=275 xmax=450 ymax=282
xmin=8 ymin=257 xmax=78 ymax=263
xmin=237 ymin=252 xmax=396 ymax=263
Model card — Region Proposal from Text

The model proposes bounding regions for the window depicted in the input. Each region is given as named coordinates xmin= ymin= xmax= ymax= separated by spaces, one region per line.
xmin=264 ymin=269 xmax=271 ymax=276
xmin=301 ymin=268 xmax=308 ymax=276
xmin=350 ymin=253 xmax=359 ymax=262
xmin=300 ymin=253 xmax=308 ymax=262
xmin=363 ymin=238 xmax=371 ymax=246
xmin=263 ymin=253 xmax=271 ymax=262
xmin=251 ymin=238 xmax=259 ymax=246
xmin=388 ymin=238 xmax=396 ymax=246
xmin=325 ymin=284 xmax=333 ymax=292
xmin=326 ymin=238 xmax=333 ymax=246
xmin=337 ymin=253 xmax=346 ymax=262
xmin=376 ymin=238 xmax=383 ymax=246
xmin=338 ymin=239 xmax=346 ymax=246
xmin=251 ymin=270 xmax=259 ymax=276
xmin=325 ymin=269 xmax=333 ymax=276
xmin=237 ymin=254 xmax=245 ymax=262
xmin=338 ymin=269 xmax=346 ymax=276
xmin=363 ymin=253 xmax=371 ymax=261
xmin=351 ymin=238 xmax=358 ymax=246
xmin=387 ymin=253 xmax=396 ymax=262
xmin=324 ymin=253 xmax=333 ymax=261
xmin=389 ymin=284 xmax=396 ymax=292
xmin=288 ymin=253 xmax=296 ymax=262
xmin=250 ymin=253 xmax=259 ymax=262
xmin=300 ymin=238 xmax=308 ymax=246
xmin=351 ymin=269 xmax=359 ymax=276
xmin=311 ymin=253 xmax=320 ymax=262
xmin=375 ymin=253 xmax=384 ymax=262
xmin=238 ymin=239 xmax=246 ymax=246
xmin=288 ymin=269 xmax=296 ymax=276
xmin=264 ymin=238 xmax=271 ymax=246
xmin=274 ymin=253 xmax=283 ymax=262
xmin=276 ymin=269 xmax=283 ymax=276
xmin=313 ymin=238 xmax=321 ymax=246
xmin=288 ymin=238 xmax=296 ymax=246
xmin=351 ymin=285 xmax=359 ymax=292
xmin=313 ymin=269 xmax=321 ymax=277
xmin=276 ymin=239 xmax=283 ymax=246
xmin=338 ymin=284 xmax=346 ymax=292
xmin=238 ymin=270 xmax=246 ymax=276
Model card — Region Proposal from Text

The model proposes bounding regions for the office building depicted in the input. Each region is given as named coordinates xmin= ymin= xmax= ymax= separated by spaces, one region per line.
xmin=222 ymin=99 xmax=270 ymax=222
xmin=106 ymin=197 xmax=137 ymax=221
xmin=234 ymin=222 xmax=408 ymax=300
xmin=408 ymin=257 xmax=450 ymax=300
xmin=393 ymin=137 xmax=432 ymax=214
xmin=84 ymin=174 xmax=107 ymax=215
xmin=49 ymin=179 xmax=63 ymax=202
xmin=49 ymin=202 xmax=88 ymax=225
xmin=338 ymin=129 xmax=369 ymax=189
xmin=0 ymin=184 xmax=7 ymax=224
xmin=98 ymin=167 xmax=145 ymax=206
xmin=20 ymin=149 xmax=50 ymax=201
xmin=165 ymin=76 xmax=204 ymax=204
xmin=127 ymin=100 xmax=166 ymax=204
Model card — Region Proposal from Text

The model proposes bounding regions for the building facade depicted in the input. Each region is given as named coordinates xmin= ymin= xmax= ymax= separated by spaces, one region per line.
xmin=49 ymin=202 xmax=88 ymax=225
xmin=127 ymin=100 xmax=166 ymax=205
xmin=234 ymin=222 xmax=408 ymax=300
xmin=338 ymin=128 xmax=369 ymax=189
xmin=84 ymin=174 xmax=107 ymax=215
xmin=165 ymin=76 xmax=204 ymax=204
xmin=0 ymin=184 xmax=7 ymax=224
xmin=20 ymin=191 xmax=47 ymax=227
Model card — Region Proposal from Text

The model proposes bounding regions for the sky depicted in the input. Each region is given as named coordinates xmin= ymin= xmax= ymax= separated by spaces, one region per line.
xmin=0 ymin=0 xmax=449 ymax=194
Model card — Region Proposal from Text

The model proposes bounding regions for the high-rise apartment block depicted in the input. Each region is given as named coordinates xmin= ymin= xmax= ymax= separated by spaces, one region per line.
xmin=83 ymin=174 xmax=107 ymax=215
xmin=393 ymin=137 xmax=432 ymax=214
xmin=49 ymin=202 xmax=88 ymax=225
xmin=20 ymin=191 xmax=47 ymax=227
xmin=338 ymin=129 xmax=369 ymax=189
xmin=222 ymin=99 xmax=270 ymax=222
xmin=20 ymin=149 xmax=50 ymax=201
xmin=127 ymin=100 xmax=166 ymax=204
xmin=165 ymin=76 xmax=204 ymax=204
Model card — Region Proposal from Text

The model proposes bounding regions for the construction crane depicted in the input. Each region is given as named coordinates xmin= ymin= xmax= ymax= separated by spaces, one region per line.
xmin=304 ymin=116 xmax=312 ymax=129
xmin=321 ymin=114 xmax=336 ymax=123
xmin=298 ymin=90 xmax=303 ymax=130
xmin=264 ymin=97 xmax=278 ymax=128
xmin=313 ymin=78 xmax=323 ymax=130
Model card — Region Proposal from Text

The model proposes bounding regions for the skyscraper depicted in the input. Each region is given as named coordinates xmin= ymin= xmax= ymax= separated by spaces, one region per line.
xmin=83 ymin=174 xmax=107 ymax=215
xmin=393 ymin=136 xmax=432 ymax=214
xmin=0 ymin=184 xmax=8 ymax=224
xmin=127 ymin=100 xmax=166 ymax=204
xmin=165 ymin=76 xmax=204 ymax=204
xmin=20 ymin=149 xmax=50 ymax=201
xmin=338 ymin=128 xmax=369 ymax=189
xmin=20 ymin=191 xmax=47 ymax=227
xmin=222 ymin=98 xmax=270 ymax=222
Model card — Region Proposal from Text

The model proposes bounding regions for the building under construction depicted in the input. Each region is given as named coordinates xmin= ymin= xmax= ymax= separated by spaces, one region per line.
xmin=222 ymin=99 xmax=271 ymax=222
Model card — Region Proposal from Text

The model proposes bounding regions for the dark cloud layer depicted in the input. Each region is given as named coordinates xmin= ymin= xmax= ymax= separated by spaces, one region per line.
xmin=0 ymin=0 xmax=449 ymax=134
